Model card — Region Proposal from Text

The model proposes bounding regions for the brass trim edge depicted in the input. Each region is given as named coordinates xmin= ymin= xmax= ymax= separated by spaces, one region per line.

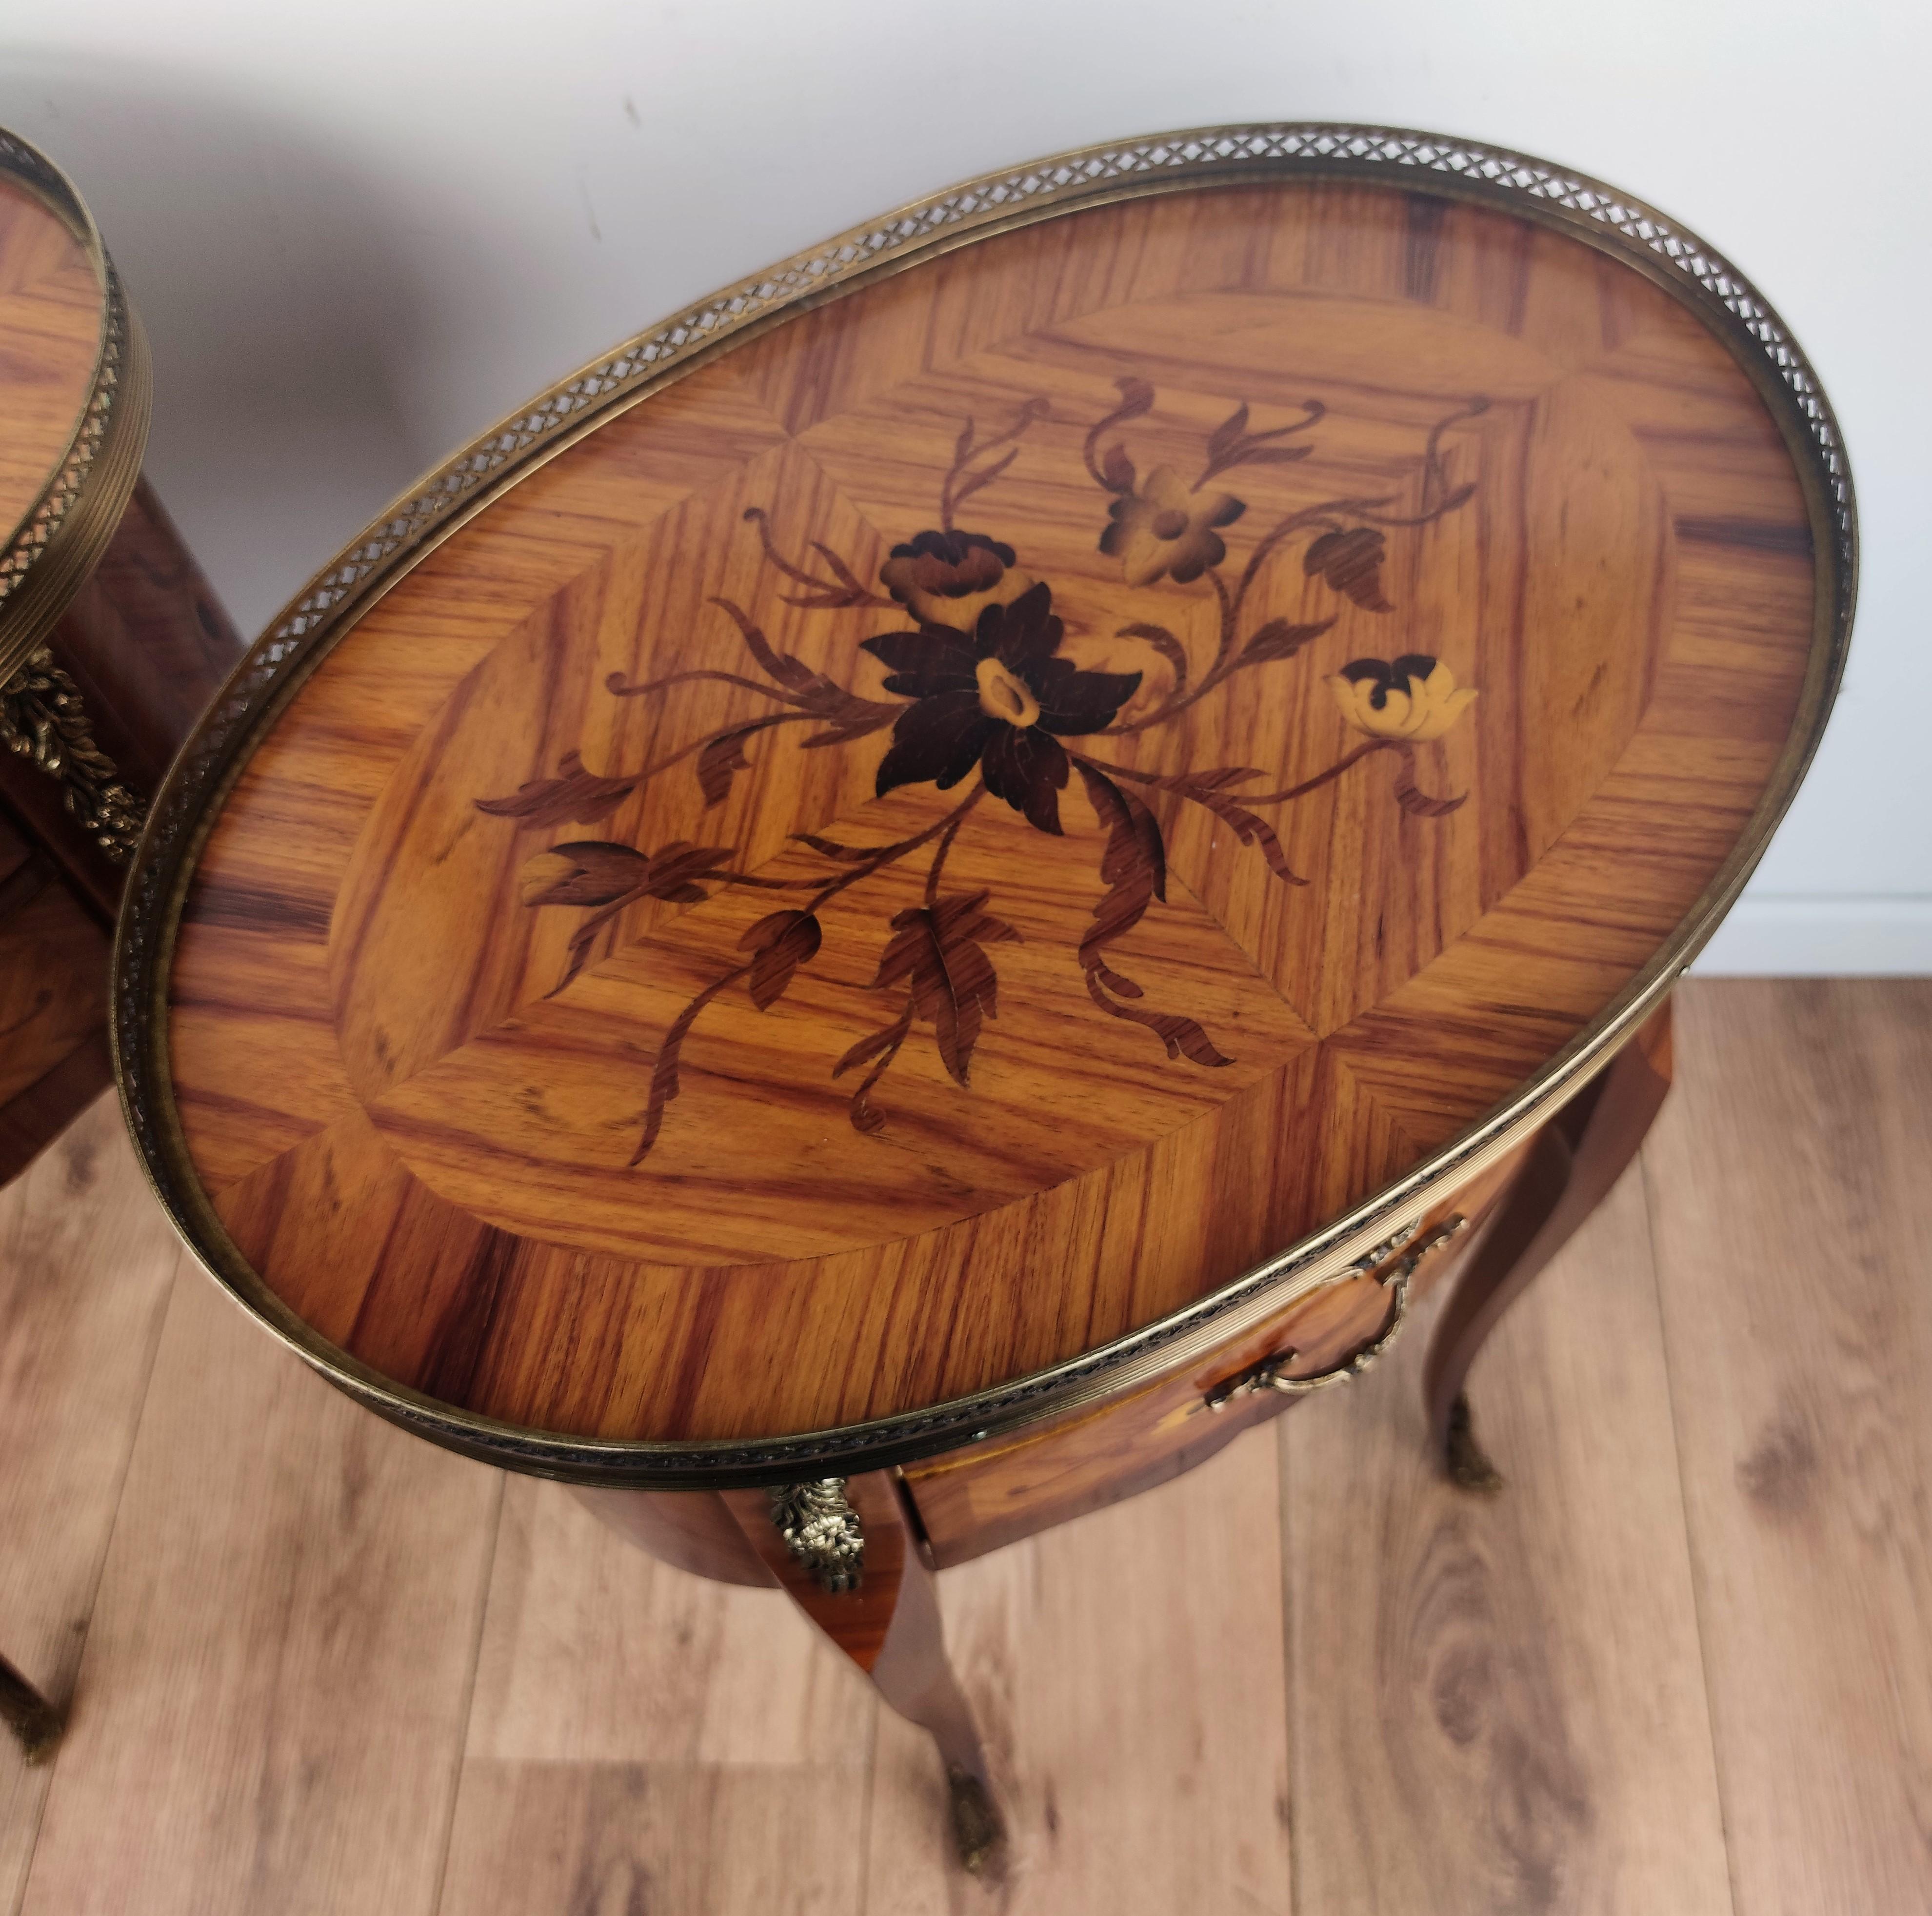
xmin=0 ymin=129 xmax=152 ymax=691
xmin=111 ymin=122 xmax=1856 ymax=1488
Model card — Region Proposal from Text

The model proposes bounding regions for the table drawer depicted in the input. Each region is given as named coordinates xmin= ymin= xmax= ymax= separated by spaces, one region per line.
xmin=902 ymin=1142 xmax=1530 ymax=1567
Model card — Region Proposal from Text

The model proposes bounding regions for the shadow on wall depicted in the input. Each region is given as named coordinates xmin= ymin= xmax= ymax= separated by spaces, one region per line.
xmin=0 ymin=55 xmax=444 ymax=634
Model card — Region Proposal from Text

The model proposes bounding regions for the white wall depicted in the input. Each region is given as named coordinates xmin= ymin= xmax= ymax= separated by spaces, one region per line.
xmin=4 ymin=0 xmax=1924 ymax=972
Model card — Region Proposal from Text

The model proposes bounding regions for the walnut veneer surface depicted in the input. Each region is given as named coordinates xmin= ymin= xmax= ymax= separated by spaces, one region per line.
xmin=160 ymin=179 xmax=1824 ymax=1446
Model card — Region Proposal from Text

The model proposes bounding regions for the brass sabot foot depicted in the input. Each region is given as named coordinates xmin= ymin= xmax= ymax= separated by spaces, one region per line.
xmin=1444 ymin=1391 xmax=1504 ymax=1494
xmin=0 ymin=1660 xmax=64 ymax=1766
xmin=947 ymin=1767 xmax=1005 ymax=1876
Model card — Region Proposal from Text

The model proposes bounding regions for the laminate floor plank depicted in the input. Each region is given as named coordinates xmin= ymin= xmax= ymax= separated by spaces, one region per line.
xmin=1644 ymin=980 xmax=1932 ymax=1916
xmin=0 ymin=1098 xmax=180 ymax=1916
xmin=6 ymin=982 xmax=1929 ymax=1915
xmin=437 ymin=1762 xmax=869 ymax=1916
xmin=1282 ymin=1165 xmax=1733 ymax=1916
xmin=16 ymin=1270 xmax=502 ymax=1916
xmin=437 ymin=1478 xmax=873 ymax=1915
xmin=863 ymin=1422 xmax=1292 ymax=1915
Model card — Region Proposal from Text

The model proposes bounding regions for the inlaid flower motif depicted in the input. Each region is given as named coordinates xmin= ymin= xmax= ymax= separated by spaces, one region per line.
xmin=863 ymin=581 xmax=1142 ymax=834
xmin=483 ymin=382 xmax=1489 ymax=1164
xmin=1099 ymin=465 xmax=1245 ymax=587
xmin=879 ymin=529 xmax=1037 ymax=629
xmin=1327 ymin=655 xmax=1478 ymax=742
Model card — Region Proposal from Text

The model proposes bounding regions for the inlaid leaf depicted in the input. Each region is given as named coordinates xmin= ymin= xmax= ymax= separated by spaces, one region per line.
xmin=834 ymin=1020 xmax=909 ymax=1077
xmin=1074 ymin=761 xmax=1232 ymax=1068
xmin=1238 ymin=615 xmax=1334 ymax=667
xmin=518 ymin=841 xmax=650 ymax=908
xmin=832 ymin=1003 xmax=914 ymax=1135
xmin=791 ymin=816 xmax=965 ymax=863
xmin=639 ymin=842 xmax=739 ymax=903
xmin=775 ymin=539 xmax=884 ymax=610
xmin=948 ymin=446 xmax=1019 ymax=515
xmin=1086 ymin=377 xmax=1155 ymax=494
xmin=1416 ymin=395 xmax=1487 ymax=517
xmin=793 ymin=831 xmax=880 ymax=861
xmin=1074 ymin=761 xmax=1166 ymax=986
xmin=1081 ymin=972 xmax=1234 ymax=1067
xmin=1305 ymin=527 xmax=1393 ymax=612
xmin=739 ymin=909 xmax=823 ymax=1010
xmin=551 ymin=842 xmax=739 ymax=993
xmin=704 ymin=597 xmax=898 ymax=747
xmin=1169 ymin=769 xmax=1304 ymax=885
xmin=630 ymin=966 xmax=745 ymax=1165
xmin=1207 ymin=402 xmax=1251 ymax=466
xmin=797 ymin=685 xmax=900 ymax=749
xmin=709 ymin=595 xmax=820 ymax=692
xmin=697 ymin=725 xmax=761 ymax=807
xmin=1197 ymin=397 xmax=1322 ymax=485
xmin=1115 ymin=765 xmax=1304 ymax=886
xmin=739 ymin=508 xmax=890 ymax=611
xmin=476 ymin=750 xmax=637 ymax=830
xmin=870 ymin=889 xmax=1020 ymax=1086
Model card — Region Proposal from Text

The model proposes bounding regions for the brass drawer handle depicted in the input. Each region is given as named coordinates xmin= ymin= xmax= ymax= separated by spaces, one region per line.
xmin=1202 ymin=1215 xmax=1468 ymax=1412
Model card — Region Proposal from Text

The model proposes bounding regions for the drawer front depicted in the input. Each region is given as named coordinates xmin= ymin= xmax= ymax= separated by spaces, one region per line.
xmin=902 ymin=1145 xmax=1528 ymax=1567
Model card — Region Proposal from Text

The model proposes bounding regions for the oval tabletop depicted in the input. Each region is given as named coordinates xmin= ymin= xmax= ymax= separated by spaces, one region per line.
xmin=120 ymin=132 xmax=1850 ymax=1480
xmin=0 ymin=130 xmax=146 ymax=691
xmin=0 ymin=173 xmax=99 ymax=540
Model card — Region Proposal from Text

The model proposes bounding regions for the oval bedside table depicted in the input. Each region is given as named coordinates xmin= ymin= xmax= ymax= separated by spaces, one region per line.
xmin=0 ymin=128 xmax=245 ymax=1760
xmin=110 ymin=126 xmax=1852 ymax=1867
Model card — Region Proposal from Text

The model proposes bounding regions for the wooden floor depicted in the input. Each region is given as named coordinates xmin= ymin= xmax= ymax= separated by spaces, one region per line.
xmin=2 ymin=979 xmax=1928 ymax=1915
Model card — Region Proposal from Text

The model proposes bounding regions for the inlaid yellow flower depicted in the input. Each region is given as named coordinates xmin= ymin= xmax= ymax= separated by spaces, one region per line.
xmin=1327 ymin=655 xmax=1477 ymax=742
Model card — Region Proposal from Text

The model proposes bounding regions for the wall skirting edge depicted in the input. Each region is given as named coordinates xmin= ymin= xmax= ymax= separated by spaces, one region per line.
xmin=1691 ymin=898 xmax=1932 ymax=976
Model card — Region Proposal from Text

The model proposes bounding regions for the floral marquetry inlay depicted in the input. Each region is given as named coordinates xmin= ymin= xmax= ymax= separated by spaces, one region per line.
xmin=309 ymin=253 xmax=1681 ymax=1268
xmin=477 ymin=379 xmax=1483 ymax=1170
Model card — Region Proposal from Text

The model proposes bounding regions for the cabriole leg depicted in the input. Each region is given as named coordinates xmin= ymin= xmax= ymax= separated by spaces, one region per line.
xmin=721 ymin=1471 xmax=1004 ymax=1875
xmin=1423 ymin=1000 xmax=1674 ymax=1487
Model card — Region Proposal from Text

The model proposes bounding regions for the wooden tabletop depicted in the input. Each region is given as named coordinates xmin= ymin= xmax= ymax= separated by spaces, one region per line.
xmin=0 ymin=174 xmax=100 ymax=550
xmin=143 ymin=157 xmax=1841 ymax=1465
xmin=0 ymin=132 xmax=146 ymax=695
